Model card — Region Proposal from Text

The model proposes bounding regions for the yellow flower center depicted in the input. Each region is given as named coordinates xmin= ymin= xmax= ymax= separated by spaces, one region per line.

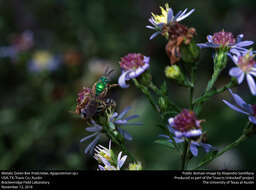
xmin=238 ymin=51 xmax=256 ymax=73
xmin=33 ymin=51 xmax=52 ymax=68
xmin=99 ymin=151 xmax=111 ymax=161
xmin=151 ymin=3 xmax=170 ymax=24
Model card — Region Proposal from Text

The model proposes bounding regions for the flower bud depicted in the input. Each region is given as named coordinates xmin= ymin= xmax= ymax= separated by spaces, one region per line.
xmin=165 ymin=65 xmax=190 ymax=87
xmin=165 ymin=65 xmax=183 ymax=79
xmin=214 ymin=50 xmax=228 ymax=70
xmin=180 ymin=40 xmax=200 ymax=64
xmin=129 ymin=162 xmax=142 ymax=170
xmin=158 ymin=97 xmax=168 ymax=111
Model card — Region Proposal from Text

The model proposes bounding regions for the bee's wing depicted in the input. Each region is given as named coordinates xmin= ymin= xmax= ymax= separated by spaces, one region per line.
xmin=104 ymin=66 xmax=115 ymax=80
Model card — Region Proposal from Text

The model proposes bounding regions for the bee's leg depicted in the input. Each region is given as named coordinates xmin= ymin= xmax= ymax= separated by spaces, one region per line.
xmin=109 ymin=84 xmax=119 ymax=89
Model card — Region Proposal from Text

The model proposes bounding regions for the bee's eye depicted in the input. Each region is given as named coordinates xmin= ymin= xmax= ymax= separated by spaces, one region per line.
xmin=100 ymin=77 xmax=108 ymax=83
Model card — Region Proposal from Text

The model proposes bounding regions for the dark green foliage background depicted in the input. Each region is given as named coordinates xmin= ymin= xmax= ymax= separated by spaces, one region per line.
xmin=0 ymin=0 xmax=255 ymax=170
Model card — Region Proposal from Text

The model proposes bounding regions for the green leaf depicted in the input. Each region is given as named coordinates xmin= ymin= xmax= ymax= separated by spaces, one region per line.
xmin=154 ymin=139 xmax=175 ymax=149
xmin=160 ymin=81 xmax=167 ymax=95
xmin=201 ymin=150 xmax=218 ymax=162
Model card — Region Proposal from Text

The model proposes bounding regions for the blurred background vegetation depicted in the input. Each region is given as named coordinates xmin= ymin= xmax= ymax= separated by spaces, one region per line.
xmin=0 ymin=0 xmax=256 ymax=170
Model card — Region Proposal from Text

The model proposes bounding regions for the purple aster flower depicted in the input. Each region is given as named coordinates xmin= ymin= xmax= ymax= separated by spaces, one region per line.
xmin=168 ymin=109 xmax=203 ymax=138
xmin=146 ymin=3 xmax=195 ymax=40
xmin=197 ymin=30 xmax=254 ymax=54
xmin=97 ymin=151 xmax=127 ymax=171
xmin=12 ymin=30 xmax=34 ymax=52
xmin=80 ymin=120 xmax=103 ymax=155
xmin=118 ymin=53 xmax=150 ymax=88
xmin=0 ymin=46 xmax=17 ymax=59
xmin=228 ymin=50 xmax=256 ymax=95
xmin=109 ymin=106 xmax=142 ymax=141
xmin=0 ymin=30 xmax=34 ymax=59
xmin=223 ymin=89 xmax=256 ymax=124
xmin=159 ymin=109 xmax=214 ymax=157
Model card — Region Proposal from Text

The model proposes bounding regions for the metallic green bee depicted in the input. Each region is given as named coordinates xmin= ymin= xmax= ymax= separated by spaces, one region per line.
xmin=76 ymin=67 xmax=118 ymax=120
xmin=92 ymin=68 xmax=118 ymax=97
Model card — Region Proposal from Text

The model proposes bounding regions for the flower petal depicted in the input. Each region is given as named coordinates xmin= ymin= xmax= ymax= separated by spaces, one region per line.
xmin=146 ymin=25 xmax=155 ymax=30
xmin=197 ymin=42 xmax=220 ymax=48
xmin=110 ymin=112 xmax=118 ymax=121
xmin=85 ymin=125 xmax=102 ymax=132
xmin=200 ymin=143 xmax=214 ymax=153
xmin=228 ymin=89 xmax=252 ymax=113
xmin=246 ymin=74 xmax=256 ymax=95
xmin=174 ymin=130 xmax=184 ymax=138
xmin=98 ymin=165 xmax=105 ymax=171
xmin=119 ymin=122 xmax=143 ymax=126
xmin=190 ymin=143 xmax=199 ymax=157
xmin=117 ymin=152 xmax=127 ymax=169
xmin=99 ymin=155 xmax=111 ymax=167
xmin=173 ymin=137 xmax=184 ymax=143
xmin=229 ymin=48 xmax=242 ymax=58
xmin=236 ymin=34 xmax=244 ymax=42
xmin=207 ymin=35 xmax=213 ymax=43
xmin=176 ymin=8 xmax=188 ymax=19
xmin=174 ymin=10 xmax=182 ymax=21
xmin=235 ymin=41 xmax=254 ymax=47
xmin=117 ymin=106 xmax=131 ymax=120
xmin=128 ymin=63 xmax=149 ymax=79
xmin=80 ymin=132 xmax=98 ymax=143
xmin=118 ymin=71 xmax=131 ymax=88
xmin=176 ymin=8 xmax=195 ymax=22
xmin=222 ymin=100 xmax=249 ymax=115
xmin=158 ymin=134 xmax=170 ymax=139
xmin=167 ymin=125 xmax=175 ymax=134
xmin=143 ymin=56 xmax=150 ymax=65
xmin=167 ymin=8 xmax=174 ymax=23
xmin=168 ymin=117 xmax=174 ymax=125
xmin=237 ymin=72 xmax=245 ymax=84
xmin=184 ymin=129 xmax=202 ymax=137
xmin=229 ymin=67 xmax=243 ymax=77
xmin=114 ymin=119 xmax=128 ymax=125
xmin=248 ymin=116 xmax=256 ymax=124
xmin=117 ymin=127 xmax=133 ymax=141
xmin=84 ymin=134 xmax=100 ymax=154
xmin=124 ymin=114 xmax=140 ymax=121
xmin=149 ymin=31 xmax=161 ymax=40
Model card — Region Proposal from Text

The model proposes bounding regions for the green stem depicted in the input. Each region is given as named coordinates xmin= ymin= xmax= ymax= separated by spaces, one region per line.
xmin=118 ymin=142 xmax=137 ymax=162
xmin=205 ymin=66 xmax=223 ymax=93
xmin=148 ymin=81 xmax=180 ymax=112
xmin=193 ymin=79 xmax=236 ymax=106
xmin=193 ymin=121 xmax=252 ymax=170
xmin=189 ymin=66 xmax=196 ymax=109
xmin=148 ymin=82 xmax=160 ymax=95
xmin=193 ymin=134 xmax=248 ymax=170
xmin=190 ymin=87 xmax=194 ymax=110
xmin=181 ymin=140 xmax=189 ymax=170
xmin=104 ymin=124 xmax=137 ymax=162
xmin=205 ymin=51 xmax=227 ymax=93
xmin=133 ymin=78 xmax=160 ymax=113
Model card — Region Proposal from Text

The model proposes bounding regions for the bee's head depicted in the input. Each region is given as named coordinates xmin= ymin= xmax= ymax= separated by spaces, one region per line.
xmin=100 ymin=76 xmax=109 ymax=84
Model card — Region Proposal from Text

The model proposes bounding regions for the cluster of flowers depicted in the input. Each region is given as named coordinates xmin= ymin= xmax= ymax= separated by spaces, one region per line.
xmin=0 ymin=30 xmax=34 ymax=59
xmin=94 ymin=140 xmax=142 ymax=170
xmin=0 ymin=30 xmax=83 ymax=74
xmin=77 ymin=3 xmax=256 ymax=170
